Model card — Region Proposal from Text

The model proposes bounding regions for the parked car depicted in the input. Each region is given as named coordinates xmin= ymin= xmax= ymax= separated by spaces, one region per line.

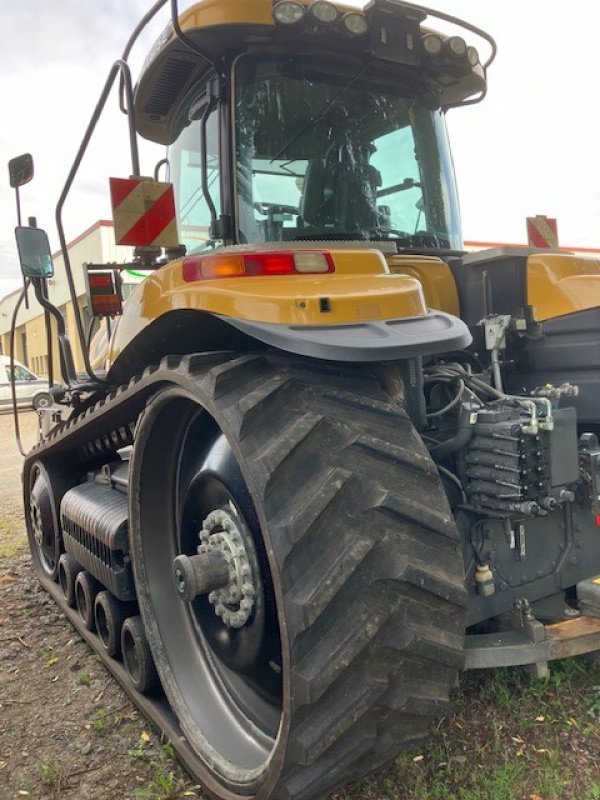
xmin=0 ymin=355 xmax=53 ymax=410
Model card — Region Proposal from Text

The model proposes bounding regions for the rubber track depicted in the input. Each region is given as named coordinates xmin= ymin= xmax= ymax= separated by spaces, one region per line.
xmin=24 ymin=353 xmax=467 ymax=800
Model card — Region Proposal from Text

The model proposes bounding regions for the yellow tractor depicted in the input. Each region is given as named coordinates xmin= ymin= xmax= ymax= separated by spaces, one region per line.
xmin=9 ymin=1 xmax=600 ymax=798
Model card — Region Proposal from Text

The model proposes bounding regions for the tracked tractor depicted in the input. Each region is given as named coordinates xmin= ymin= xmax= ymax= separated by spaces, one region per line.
xmin=9 ymin=1 xmax=600 ymax=798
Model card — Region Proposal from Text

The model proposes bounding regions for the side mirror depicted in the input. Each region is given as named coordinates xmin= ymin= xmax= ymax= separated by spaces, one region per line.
xmin=8 ymin=154 xmax=34 ymax=189
xmin=15 ymin=226 xmax=54 ymax=279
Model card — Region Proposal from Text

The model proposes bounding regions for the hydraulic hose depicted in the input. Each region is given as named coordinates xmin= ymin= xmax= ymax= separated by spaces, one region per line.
xmin=429 ymin=402 xmax=476 ymax=461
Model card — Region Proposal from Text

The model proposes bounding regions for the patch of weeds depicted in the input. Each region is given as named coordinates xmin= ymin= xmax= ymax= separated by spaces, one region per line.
xmin=91 ymin=707 xmax=108 ymax=732
xmin=526 ymin=749 xmax=571 ymax=799
xmin=128 ymin=735 xmax=151 ymax=761
xmin=41 ymin=648 xmax=57 ymax=667
xmin=132 ymin=739 xmax=195 ymax=800
xmin=586 ymin=685 xmax=600 ymax=721
xmin=133 ymin=770 xmax=181 ymax=800
xmin=585 ymin=783 xmax=600 ymax=800
xmin=77 ymin=671 xmax=92 ymax=686
xmin=484 ymin=672 xmax=515 ymax=709
xmin=38 ymin=760 xmax=64 ymax=789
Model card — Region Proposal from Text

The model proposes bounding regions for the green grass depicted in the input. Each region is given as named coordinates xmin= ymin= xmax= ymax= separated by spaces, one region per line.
xmin=0 ymin=515 xmax=26 ymax=560
xmin=38 ymin=760 xmax=64 ymax=789
xmin=333 ymin=658 xmax=600 ymax=800
xmin=77 ymin=671 xmax=92 ymax=687
xmin=131 ymin=739 xmax=196 ymax=800
xmin=91 ymin=707 xmax=108 ymax=732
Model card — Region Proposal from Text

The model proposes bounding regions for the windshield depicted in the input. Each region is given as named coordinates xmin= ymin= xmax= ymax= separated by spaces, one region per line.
xmin=234 ymin=54 xmax=462 ymax=249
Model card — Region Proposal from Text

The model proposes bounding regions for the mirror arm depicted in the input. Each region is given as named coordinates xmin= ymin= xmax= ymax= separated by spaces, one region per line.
xmin=41 ymin=281 xmax=54 ymax=388
xmin=32 ymin=280 xmax=77 ymax=387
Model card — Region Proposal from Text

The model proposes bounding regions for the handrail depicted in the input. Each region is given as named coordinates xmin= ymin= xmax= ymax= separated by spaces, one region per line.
xmin=55 ymin=60 xmax=140 ymax=382
xmin=386 ymin=1 xmax=497 ymax=70
xmin=119 ymin=0 xmax=170 ymax=114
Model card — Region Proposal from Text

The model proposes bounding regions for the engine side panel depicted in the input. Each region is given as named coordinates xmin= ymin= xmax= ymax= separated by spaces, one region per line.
xmin=528 ymin=253 xmax=600 ymax=321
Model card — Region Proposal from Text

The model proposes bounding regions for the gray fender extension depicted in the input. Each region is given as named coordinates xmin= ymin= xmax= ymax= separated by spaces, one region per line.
xmin=219 ymin=310 xmax=472 ymax=362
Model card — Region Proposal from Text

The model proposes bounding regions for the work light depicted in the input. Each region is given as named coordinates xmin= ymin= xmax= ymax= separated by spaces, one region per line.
xmin=343 ymin=12 xmax=368 ymax=36
xmin=467 ymin=46 xmax=479 ymax=66
xmin=447 ymin=36 xmax=467 ymax=57
xmin=273 ymin=1 xmax=306 ymax=25
xmin=422 ymin=34 xmax=443 ymax=55
xmin=310 ymin=0 xmax=338 ymax=23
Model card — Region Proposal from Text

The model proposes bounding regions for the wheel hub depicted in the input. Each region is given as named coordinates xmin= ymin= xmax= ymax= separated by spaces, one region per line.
xmin=199 ymin=508 xmax=256 ymax=629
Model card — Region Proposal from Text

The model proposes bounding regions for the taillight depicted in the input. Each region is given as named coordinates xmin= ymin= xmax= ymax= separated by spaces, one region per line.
xmin=86 ymin=269 xmax=123 ymax=317
xmin=182 ymin=251 xmax=334 ymax=282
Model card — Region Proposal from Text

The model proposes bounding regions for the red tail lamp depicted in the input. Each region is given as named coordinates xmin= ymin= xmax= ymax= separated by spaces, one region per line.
xmin=86 ymin=270 xmax=123 ymax=317
xmin=183 ymin=251 xmax=335 ymax=282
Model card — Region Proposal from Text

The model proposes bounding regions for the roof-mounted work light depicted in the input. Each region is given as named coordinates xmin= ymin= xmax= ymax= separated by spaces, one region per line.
xmin=343 ymin=12 xmax=369 ymax=36
xmin=422 ymin=34 xmax=443 ymax=55
xmin=273 ymin=1 xmax=306 ymax=25
xmin=310 ymin=1 xmax=338 ymax=24
xmin=467 ymin=46 xmax=480 ymax=66
xmin=447 ymin=36 xmax=467 ymax=57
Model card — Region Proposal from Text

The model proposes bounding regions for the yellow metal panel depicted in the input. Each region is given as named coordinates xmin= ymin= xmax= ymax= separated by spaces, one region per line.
xmin=386 ymin=255 xmax=460 ymax=316
xmin=527 ymin=254 xmax=600 ymax=321
xmin=108 ymin=255 xmax=428 ymax=367
xmin=180 ymin=0 xmax=274 ymax=31
xmin=331 ymin=249 xmax=391 ymax=275
xmin=178 ymin=0 xmax=359 ymax=31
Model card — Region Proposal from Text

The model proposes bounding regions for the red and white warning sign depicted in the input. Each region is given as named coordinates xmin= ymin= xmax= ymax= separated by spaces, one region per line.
xmin=526 ymin=215 xmax=559 ymax=249
xmin=110 ymin=177 xmax=179 ymax=248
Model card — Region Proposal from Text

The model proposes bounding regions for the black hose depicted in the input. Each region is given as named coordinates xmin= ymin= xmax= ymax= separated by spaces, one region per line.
xmin=429 ymin=403 xmax=475 ymax=460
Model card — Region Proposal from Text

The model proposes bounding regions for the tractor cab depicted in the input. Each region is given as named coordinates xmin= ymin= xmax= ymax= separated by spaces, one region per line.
xmin=134 ymin=0 xmax=493 ymax=253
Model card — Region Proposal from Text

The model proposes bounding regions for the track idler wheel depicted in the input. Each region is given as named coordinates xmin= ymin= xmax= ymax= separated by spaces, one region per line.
xmin=121 ymin=616 xmax=159 ymax=693
xmin=26 ymin=461 xmax=66 ymax=581
xmin=75 ymin=571 xmax=100 ymax=631
xmin=95 ymin=591 xmax=133 ymax=659
xmin=58 ymin=553 xmax=83 ymax=607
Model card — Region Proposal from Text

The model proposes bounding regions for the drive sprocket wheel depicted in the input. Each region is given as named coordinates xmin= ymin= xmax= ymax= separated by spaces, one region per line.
xmin=129 ymin=353 xmax=467 ymax=800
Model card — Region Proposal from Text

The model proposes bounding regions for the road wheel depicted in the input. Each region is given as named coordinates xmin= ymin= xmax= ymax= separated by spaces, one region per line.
xmin=129 ymin=354 xmax=466 ymax=800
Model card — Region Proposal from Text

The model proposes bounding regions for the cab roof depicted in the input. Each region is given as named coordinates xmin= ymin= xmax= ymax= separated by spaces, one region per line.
xmin=134 ymin=0 xmax=491 ymax=145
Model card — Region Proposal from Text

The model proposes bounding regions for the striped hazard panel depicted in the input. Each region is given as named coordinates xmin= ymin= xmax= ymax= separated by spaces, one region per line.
xmin=110 ymin=178 xmax=179 ymax=248
xmin=526 ymin=215 xmax=559 ymax=249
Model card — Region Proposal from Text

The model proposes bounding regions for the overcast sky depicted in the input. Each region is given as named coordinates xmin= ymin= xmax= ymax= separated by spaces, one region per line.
xmin=1 ymin=1 xmax=599 ymax=299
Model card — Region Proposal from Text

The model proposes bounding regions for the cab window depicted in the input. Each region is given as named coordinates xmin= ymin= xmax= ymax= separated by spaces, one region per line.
xmin=170 ymin=105 xmax=221 ymax=254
